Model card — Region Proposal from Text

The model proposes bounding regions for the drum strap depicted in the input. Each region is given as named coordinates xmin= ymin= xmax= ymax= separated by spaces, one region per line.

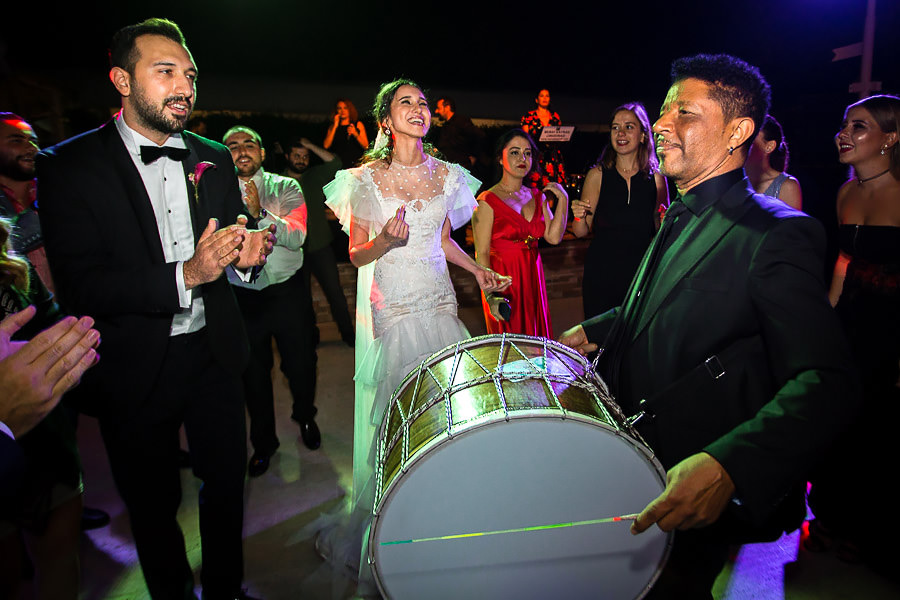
xmin=626 ymin=334 xmax=764 ymax=428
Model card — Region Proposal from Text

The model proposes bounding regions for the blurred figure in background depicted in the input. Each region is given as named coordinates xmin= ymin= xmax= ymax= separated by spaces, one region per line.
xmin=282 ymin=138 xmax=354 ymax=347
xmin=324 ymin=98 xmax=368 ymax=168
xmin=521 ymin=88 xmax=567 ymax=187
xmin=746 ymin=114 xmax=802 ymax=209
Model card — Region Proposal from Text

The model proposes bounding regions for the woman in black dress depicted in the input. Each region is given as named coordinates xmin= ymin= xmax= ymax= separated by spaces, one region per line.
xmin=571 ymin=102 xmax=669 ymax=319
xmin=323 ymin=98 xmax=369 ymax=167
xmin=806 ymin=95 xmax=900 ymax=571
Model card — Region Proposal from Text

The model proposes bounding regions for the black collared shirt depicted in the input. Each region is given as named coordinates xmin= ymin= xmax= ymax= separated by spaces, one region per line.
xmin=662 ymin=168 xmax=745 ymax=255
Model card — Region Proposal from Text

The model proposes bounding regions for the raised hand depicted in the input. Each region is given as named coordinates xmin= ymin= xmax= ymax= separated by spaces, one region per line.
xmin=542 ymin=181 xmax=569 ymax=203
xmin=184 ymin=218 xmax=246 ymax=289
xmin=1 ymin=307 xmax=101 ymax=437
xmin=380 ymin=205 xmax=409 ymax=250
xmin=242 ymin=180 xmax=262 ymax=219
xmin=631 ymin=453 xmax=735 ymax=534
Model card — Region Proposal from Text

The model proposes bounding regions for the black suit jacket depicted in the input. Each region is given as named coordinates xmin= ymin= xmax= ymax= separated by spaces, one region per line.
xmin=36 ymin=120 xmax=251 ymax=419
xmin=436 ymin=114 xmax=485 ymax=167
xmin=584 ymin=173 xmax=857 ymax=527
xmin=0 ymin=432 xmax=25 ymax=511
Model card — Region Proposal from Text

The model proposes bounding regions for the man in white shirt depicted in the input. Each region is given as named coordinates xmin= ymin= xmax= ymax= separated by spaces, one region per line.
xmin=224 ymin=126 xmax=320 ymax=477
xmin=37 ymin=18 xmax=273 ymax=600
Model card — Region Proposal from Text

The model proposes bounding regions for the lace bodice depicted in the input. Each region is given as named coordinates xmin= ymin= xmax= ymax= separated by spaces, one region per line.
xmin=324 ymin=155 xmax=479 ymax=338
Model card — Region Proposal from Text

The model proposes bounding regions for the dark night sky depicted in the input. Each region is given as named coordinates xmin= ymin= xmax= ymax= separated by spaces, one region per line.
xmin=5 ymin=0 xmax=898 ymax=104
xmin=3 ymin=0 xmax=898 ymax=177
xmin=3 ymin=0 xmax=897 ymax=264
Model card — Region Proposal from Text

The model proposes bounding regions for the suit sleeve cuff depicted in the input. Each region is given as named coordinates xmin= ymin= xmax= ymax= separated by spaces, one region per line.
xmin=175 ymin=262 xmax=191 ymax=308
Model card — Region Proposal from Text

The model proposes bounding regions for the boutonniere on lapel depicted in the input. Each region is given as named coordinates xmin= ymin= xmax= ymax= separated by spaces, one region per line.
xmin=188 ymin=161 xmax=216 ymax=204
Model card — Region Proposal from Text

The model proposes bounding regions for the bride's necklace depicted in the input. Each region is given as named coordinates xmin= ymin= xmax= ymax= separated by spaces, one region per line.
xmin=856 ymin=167 xmax=890 ymax=185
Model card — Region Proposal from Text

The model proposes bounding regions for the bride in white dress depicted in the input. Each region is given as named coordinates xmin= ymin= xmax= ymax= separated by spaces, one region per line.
xmin=321 ymin=79 xmax=510 ymax=593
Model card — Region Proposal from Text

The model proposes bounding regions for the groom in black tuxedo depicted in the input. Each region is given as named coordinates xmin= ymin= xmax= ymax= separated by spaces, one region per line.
xmin=37 ymin=18 xmax=274 ymax=600
xmin=560 ymin=54 xmax=857 ymax=598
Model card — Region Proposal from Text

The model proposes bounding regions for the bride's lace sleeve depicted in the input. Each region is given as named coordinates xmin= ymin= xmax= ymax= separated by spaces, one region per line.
xmin=443 ymin=162 xmax=481 ymax=231
xmin=323 ymin=167 xmax=381 ymax=235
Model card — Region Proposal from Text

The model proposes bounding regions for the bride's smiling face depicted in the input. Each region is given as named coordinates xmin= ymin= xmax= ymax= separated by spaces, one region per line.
xmin=384 ymin=85 xmax=431 ymax=139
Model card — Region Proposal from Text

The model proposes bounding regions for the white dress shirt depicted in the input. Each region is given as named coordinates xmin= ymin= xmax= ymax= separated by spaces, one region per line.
xmin=227 ymin=168 xmax=307 ymax=290
xmin=115 ymin=113 xmax=204 ymax=335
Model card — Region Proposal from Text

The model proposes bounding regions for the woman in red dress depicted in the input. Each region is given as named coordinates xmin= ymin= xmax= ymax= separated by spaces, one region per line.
xmin=472 ymin=129 xmax=569 ymax=337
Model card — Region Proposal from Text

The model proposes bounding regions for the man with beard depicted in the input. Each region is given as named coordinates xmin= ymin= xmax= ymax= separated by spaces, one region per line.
xmin=36 ymin=18 xmax=274 ymax=600
xmin=223 ymin=126 xmax=319 ymax=476
xmin=559 ymin=54 xmax=856 ymax=597
xmin=282 ymin=138 xmax=353 ymax=347
xmin=0 ymin=114 xmax=53 ymax=290
xmin=433 ymin=97 xmax=484 ymax=170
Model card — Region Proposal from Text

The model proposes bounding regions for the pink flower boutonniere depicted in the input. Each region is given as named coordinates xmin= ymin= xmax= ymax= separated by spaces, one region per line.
xmin=188 ymin=161 xmax=216 ymax=204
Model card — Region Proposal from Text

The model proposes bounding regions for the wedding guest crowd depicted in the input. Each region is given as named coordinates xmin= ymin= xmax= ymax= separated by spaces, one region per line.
xmin=2 ymin=12 xmax=897 ymax=600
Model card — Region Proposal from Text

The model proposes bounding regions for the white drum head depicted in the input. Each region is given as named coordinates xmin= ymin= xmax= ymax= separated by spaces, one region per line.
xmin=370 ymin=416 xmax=670 ymax=599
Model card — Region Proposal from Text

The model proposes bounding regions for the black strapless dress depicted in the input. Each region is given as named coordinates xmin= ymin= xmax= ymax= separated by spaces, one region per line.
xmin=808 ymin=224 xmax=900 ymax=565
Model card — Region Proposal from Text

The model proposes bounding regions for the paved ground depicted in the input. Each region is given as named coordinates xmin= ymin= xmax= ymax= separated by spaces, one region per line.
xmin=61 ymin=298 xmax=900 ymax=599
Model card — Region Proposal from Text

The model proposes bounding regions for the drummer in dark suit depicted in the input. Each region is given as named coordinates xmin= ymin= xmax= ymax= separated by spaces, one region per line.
xmin=559 ymin=53 xmax=858 ymax=598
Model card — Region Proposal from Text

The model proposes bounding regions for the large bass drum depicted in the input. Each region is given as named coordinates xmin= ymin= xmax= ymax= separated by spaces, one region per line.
xmin=369 ymin=334 xmax=671 ymax=599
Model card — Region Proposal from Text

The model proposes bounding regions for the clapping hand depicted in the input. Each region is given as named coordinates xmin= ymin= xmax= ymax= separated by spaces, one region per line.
xmin=380 ymin=205 xmax=409 ymax=250
xmin=184 ymin=219 xmax=246 ymax=288
xmin=0 ymin=307 xmax=100 ymax=437
xmin=242 ymin=180 xmax=262 ymax=219
xmin=234 ymin=215 xmax=277 ymax=269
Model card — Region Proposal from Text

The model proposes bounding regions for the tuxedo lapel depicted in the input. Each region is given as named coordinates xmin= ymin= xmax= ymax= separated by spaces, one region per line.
xmin=631 ymin=185 xmax=755 ymax=340
xmin=181 ymin=134 xmax=209 ymax=238
xmin=98 ymin=122 xmax=166 ymax=264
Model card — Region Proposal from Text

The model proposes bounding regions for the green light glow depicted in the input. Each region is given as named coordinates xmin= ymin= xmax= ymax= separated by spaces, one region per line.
xmin=380 ymin=514 xmax=638 ymax=546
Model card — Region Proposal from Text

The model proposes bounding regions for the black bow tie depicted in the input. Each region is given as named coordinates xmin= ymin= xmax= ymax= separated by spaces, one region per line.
xmin=140 ymin=145 xmax=191 ymax=164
